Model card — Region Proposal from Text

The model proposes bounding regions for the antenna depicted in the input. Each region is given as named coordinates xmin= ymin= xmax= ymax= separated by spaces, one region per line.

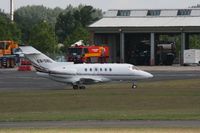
xmin=10 ymin=0 xmax=14 ymax=21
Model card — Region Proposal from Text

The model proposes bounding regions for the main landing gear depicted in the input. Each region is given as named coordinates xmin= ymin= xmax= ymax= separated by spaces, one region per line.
xmin=73 ymin=85 xmax=86 ymax=90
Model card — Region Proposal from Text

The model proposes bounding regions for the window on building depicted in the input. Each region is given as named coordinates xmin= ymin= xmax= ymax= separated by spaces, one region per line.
xmin=177 ymin=9 xmax=191 ymax=16
xmin=117 ymin=10 xmax=131 ymax=16
xmin=147 ymin=10 xmax=161 ymax=16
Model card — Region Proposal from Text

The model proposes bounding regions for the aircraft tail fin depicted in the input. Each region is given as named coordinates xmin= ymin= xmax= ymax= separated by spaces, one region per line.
xmin=19 ymin=46 xmax=56 ymax=72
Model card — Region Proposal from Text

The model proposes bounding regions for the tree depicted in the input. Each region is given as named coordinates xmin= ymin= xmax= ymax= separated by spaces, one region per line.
xmin=13 ymin=4 xmax=102 ymax=46
xmin=74 ymin=5 xmax=102 ymax=27
xmin=29 ymin=21 xmax=57 ymax=53
xmin=14 ymin=5 xmax=62 ymax=43
xmin=189 ymin=34 xmax=200 ymax=49
xmin=65 ymin=26 xmax=90 ymax=47
xmin=55 ymin=11 xmax=76 ymax=43
xmin=55 ymin=5 xmax=102 ymax=43
xmin=0 ymin=12 xmax=21 ymax=42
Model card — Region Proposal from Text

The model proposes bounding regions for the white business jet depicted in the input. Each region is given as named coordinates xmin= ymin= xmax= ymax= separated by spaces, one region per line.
xmin=19 ymin=46 xmax=153 ymax=89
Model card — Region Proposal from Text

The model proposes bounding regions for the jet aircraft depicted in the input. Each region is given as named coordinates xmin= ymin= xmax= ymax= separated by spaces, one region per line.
xmin=19 ymin=46 xmax=153 ymax=89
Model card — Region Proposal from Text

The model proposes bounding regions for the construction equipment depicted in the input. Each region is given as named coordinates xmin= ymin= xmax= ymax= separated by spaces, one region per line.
xmin=156 ymin=41 xmax=176 ymax=65
xmin=67 ymin=40 xmax=109 ymax=63
xmin=127 ymin=40 xmax=176 ymax=65
xmin=0 ymin=40 xmax=19 ymax=68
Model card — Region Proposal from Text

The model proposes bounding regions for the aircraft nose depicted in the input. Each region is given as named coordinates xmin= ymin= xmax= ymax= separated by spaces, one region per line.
xmin=142 ymin=71 xmax=154 ymax=79
xmin=146 ymin=72 xmax=153 ymax=78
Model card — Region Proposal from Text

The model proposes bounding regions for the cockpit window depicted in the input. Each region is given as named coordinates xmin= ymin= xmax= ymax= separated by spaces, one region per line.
xmin=129 ymin=65 xmax=140 ymax=71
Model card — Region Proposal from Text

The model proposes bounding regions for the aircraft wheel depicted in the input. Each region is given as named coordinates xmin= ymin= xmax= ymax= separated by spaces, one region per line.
xmin=73 ymin=85 xmax=79 ymax=90
xmin=79 ymin=86 xmax=86 ymax=90
xmin=132 ymin=83 xmax=137 ymax=89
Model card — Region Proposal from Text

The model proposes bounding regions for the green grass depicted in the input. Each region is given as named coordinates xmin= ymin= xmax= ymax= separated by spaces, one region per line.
xmin=0 ymin=79 xmax=200 ymax=121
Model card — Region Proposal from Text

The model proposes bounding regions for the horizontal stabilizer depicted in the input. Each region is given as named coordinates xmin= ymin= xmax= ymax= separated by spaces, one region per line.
xmin=19 ymin=46 xmax=41 ymax=55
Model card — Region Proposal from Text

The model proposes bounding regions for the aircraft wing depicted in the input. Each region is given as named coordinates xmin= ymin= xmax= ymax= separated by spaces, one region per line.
xmin=71 ymin=76 xmax=110 ymax=85
xmin=49 ymin=71 xmax=110 ymax=85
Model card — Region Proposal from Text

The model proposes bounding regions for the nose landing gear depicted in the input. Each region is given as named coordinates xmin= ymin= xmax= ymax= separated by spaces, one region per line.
xmin=132 ymin=82 xmax=137 ymax=89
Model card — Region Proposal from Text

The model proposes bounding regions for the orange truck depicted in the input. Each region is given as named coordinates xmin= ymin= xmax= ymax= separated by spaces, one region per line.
xmin=67 ymin=43 xmax=109 ymax=63
xmin=0 ymin=40 xmax=19 ymax=68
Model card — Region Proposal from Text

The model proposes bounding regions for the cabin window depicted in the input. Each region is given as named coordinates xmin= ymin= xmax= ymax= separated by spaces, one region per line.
xmin=85 ymin=68 xmax=87 ymax=72
xmin=105 ymin=68 xmax=107 ymax=71
xmin=95 ymin=68 xmax=98 ymax=71
xmin=100 ymin=68 xmax=102 ymax=71
xmin=90 ymin=68 xmax=92 ymax=71
xmin=109 ymin=68 xmax=112 ymax=71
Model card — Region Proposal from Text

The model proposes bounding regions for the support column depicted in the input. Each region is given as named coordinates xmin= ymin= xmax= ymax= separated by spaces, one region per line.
xmin=120 ymin=31 xmax=125 ymax=63
xmin=111 ymin=35 xmax=117 ymax=63
xmin=185 ymin=33 xmax=189 ymax=49
xmin=181 ymin=32 xmax=186 ymax=65
xmin=150 ymin=33 xmax=155 ymax=66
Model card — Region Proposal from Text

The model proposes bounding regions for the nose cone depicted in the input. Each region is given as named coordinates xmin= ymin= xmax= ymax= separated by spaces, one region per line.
xmin=146 ymin=72 xmax=154 ymax=78
xmin=141 ymin=71 xmax=154 ymax=79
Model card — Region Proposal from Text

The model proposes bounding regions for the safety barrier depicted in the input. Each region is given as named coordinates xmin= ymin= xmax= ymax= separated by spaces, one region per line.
xmin=18 ymin=65 xmax=32 ymax=71
xmin=18 ymin=58 xmax=32 ymax=71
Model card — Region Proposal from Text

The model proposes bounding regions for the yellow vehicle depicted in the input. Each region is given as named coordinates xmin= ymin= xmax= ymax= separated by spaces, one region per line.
xmin=0 ymin=40 xmax=19 ymax=68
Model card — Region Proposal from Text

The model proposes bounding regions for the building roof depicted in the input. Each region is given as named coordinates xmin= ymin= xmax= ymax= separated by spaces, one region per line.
xmin=89 ymin=9 xmax=200 ymax=28
xmin=90 ymin=17 xmax=200 ymax=28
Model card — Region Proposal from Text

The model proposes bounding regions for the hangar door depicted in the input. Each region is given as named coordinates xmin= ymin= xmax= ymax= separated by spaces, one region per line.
xmin=125 ymin=33 xmax=150 ymax=65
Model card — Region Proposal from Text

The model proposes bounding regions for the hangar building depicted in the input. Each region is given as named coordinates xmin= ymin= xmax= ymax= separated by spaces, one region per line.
xmin=89 ymin=9 xmax=200 ymax=65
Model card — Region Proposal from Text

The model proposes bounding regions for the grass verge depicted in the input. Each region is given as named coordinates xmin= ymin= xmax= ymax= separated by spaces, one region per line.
xmin=0 ymin=79 xmax=199 ymax=121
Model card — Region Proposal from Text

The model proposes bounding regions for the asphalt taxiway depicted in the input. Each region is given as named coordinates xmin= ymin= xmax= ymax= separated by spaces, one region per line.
xmin=0 ymin=70 xmax=66 ymax=90
xmin=1 ymin=67 xmax=200 ymax=90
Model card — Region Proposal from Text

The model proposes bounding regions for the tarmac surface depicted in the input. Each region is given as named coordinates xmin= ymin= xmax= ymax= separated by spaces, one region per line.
xmin=0 ymin=69 xmax=65 ymax=91
xmin=0 ymin=120 xmax=200 ymax=128
xmin=1 ymin=66 xmax=200 ymax=91
xmin=0 ymin=66 xmax=200 ymax=128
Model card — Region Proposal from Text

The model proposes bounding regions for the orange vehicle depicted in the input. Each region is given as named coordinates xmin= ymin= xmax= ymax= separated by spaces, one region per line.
xmin=67 ymin=43 xmax=109 ymax=63
xmin=0 ymin=40 xmax=19 ymax=68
